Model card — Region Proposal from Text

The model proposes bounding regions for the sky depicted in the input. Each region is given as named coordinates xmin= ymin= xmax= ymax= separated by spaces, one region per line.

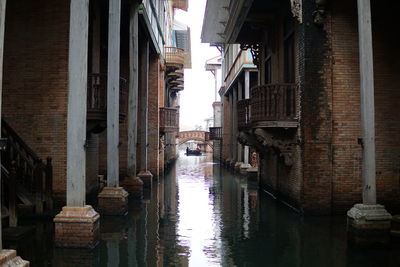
xmin=175 ymin=0 xmax=221 ymax=131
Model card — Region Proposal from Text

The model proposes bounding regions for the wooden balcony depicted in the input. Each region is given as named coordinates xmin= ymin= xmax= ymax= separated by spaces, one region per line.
xmin=250 ymin=84 xmax=298 ymax=127
xmin=87 ymin=73 xmax=128 ymax=123
xmin=165 ymin=47 xmax=185 ymax=67
xmin=209 ymin=127 xmax=222 ymax=140
xmin=160 ymin=107 xmax=179 ymax=133
xmin=238 ymin=99 xmax=251 ymax=130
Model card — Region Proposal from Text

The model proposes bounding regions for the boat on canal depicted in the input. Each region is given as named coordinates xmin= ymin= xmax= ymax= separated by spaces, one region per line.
xmin=185 ymin=147 xmax=202 ymax=156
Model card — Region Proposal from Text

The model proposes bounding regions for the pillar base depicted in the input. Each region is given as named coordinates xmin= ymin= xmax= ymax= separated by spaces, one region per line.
xmin=347 ymin=204 xmax=392 ymax=246
xmin=54 ymin=205 xmax=100 ymax=248
xmin=98 ymin=187 xmax=129 ymax=216
xmin=138 ymin=170 xmax=153 ymax=188
xmin=391 ymin=215 xmax=400 ymax=238
xmin=0 ymin=250 xmax=29 ymax=266
xmin=240 ymin=163 xmax=251 ymax=170
xmin=121 ymin=177 xmax=143 ymax=199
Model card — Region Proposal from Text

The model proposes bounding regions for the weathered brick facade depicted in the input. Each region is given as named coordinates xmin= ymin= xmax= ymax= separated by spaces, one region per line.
xmin=3 ymin=0 xmax=70 ymax=199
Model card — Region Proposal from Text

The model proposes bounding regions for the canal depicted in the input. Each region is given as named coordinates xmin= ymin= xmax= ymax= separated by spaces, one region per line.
xmin=6 ymin=151 xmax=400 ymax=266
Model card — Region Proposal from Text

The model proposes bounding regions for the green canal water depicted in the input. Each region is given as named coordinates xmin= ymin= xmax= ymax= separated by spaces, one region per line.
xmin=5 ymin=152 xmax=400 ymax=266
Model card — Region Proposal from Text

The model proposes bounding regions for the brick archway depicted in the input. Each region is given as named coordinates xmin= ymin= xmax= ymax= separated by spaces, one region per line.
xmin=178 ymin=130 xmax=212 ymax=147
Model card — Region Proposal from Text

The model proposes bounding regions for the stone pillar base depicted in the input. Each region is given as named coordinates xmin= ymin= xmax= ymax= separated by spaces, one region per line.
xmin=391 ymin=215 xmax=400 ymax=238
xmin=54 ymin=205 xmax=100 ymax=248
xmin=240 ymin=163 xmax=251 ymax=170
xmin=0 ymin=250 xmax=29 ymax=266
xmin=347 ymin=204 xmax=392 ymax=246
xmin=138 ymin=170 xmax=153 ymax=188
xmin=121 ymin=177 xmax=143 ymax=199
xmin=98 ymin=187 xmax=129 ymax=216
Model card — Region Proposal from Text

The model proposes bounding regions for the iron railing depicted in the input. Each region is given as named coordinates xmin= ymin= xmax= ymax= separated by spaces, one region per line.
xmin=209 ymin=127 xmax=222 ymax=140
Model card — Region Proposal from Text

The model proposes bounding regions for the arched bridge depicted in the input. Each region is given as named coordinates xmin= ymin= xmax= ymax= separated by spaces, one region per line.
xmin=178 ymin=130 xmax=212 ymax=146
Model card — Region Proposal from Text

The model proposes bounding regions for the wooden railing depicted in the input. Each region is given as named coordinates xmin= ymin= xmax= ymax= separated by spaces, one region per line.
xmin=87 ymin=73 xmax=128 ymax=122
xmin=160 ymin=107 xmax=179 ymax=133
xmin=1 ymin=119 xmax=53 ymax=225
xmin=165 ymin=47 xmax=185 ymax=67
xmin=209 ymin=127 xmax=222 ymax=140
xmin=250 ymin=84 xmax=297 ymax=123
xmin=238 ymin=99 xmax=251 ymax=129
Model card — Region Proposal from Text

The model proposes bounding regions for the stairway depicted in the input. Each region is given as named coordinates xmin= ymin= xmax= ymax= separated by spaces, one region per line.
xmin=1 ymin=119 xmax=53 ymax=227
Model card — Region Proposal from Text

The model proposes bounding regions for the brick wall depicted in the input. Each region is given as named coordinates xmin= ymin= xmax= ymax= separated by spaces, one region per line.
xmin=299 ymin=0 xmax=334 ymax=214
xmin=330 ymin=0 xmax=400 ymax=213
xmin=222 ymin=94 xmax=231 ymax=162
xmin=3 ymin=0 xmax=70 ymax=198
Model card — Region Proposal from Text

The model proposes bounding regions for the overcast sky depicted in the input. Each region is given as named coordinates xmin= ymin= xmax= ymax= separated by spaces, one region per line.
xmin=175 ymin=0 xmax=221 ymax=131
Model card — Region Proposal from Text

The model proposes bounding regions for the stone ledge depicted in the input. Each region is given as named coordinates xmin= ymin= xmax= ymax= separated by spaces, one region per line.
xmin=54 ymin=205 xmax=100 ymax=223
xmin=121 ymin=177 xmax=143 ymax=197
xmin=98 ymin=187 xmax=129 ymax=199
xmin=347 ymin=204 xmax=392 ymax=224
xmin=0 ymin=250 xmax=29 ymax=267
xmin=138 ymin=170 xmax=153 ymax=188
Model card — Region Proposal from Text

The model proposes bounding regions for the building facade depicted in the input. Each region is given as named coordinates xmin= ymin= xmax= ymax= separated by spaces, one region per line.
xmin=202 ymin=0 xmax=400 ymax=217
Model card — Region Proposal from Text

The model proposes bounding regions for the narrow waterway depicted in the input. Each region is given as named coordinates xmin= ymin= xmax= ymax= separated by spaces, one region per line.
xmin=6 ymin=152 xmax=400 ymax=266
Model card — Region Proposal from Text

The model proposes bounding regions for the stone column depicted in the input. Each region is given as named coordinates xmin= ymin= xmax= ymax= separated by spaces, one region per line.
xmin=241 ymin=71 xmax=251 ymax=170
xmin=54 ymin=0 xmax=100 ymax=249
xmin=347 ymin=0 xmax=391 ymax=246
xmin=98 ymin=0 xmax=128 ymax=216
xmin=231 ymin=87 xmax=238 ymax=169
xmin=121 ymin=3 xmax=143 ymax=198
xmin=235 ymin=81 xmax=243 ymax=171
xmin=137 ymin=40 xmax=153 ymax=187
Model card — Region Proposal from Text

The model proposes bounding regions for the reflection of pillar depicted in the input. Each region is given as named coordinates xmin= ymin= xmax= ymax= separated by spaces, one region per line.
xmin=98 ymin=0 xmax=128 ymax=216
xmin=0 ymin=0 xmax=6 ymax=250
xmin=107 ymin=241 xmax=119 ymax=267
xmin=122 ymin=3 xmax=143 ymax=197
xmin=138 ymin=40 xmax=153 ymax=187
xmin=347 ymin=0 xmax=391 ymax=245
xmin=54 ymin=0 xmax=100 ymax=248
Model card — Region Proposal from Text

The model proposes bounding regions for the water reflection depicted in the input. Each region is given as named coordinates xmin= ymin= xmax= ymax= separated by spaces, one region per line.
xmin=7 ymin=151 xmax=400 ymax=266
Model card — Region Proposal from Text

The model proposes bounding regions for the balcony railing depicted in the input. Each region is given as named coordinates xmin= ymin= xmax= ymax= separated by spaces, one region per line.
xmin=165 ymin=47 xmax=185 ymax=67
xmin=209 ymin=127 xmax=222 ymax=140
xmin=238 ymin=99 xmax=251 ymax=129
xmin=160 ymin=107 xmax=179 ymax=133
xmin=250 ymin=83 xmax=297 ymax=123
xmin=87 ymin=73 xmax=128 ymax=122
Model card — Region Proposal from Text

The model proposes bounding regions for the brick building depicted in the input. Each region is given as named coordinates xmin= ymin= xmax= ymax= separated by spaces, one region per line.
xmin=202 ymin=0 xmax=400 ymax=217
xmin=0 ymin=0 xmax=190 ymax=260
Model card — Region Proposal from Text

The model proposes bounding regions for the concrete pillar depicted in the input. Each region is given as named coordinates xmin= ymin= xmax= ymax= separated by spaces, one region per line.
xmin=121 ymin=3 xmax=143 ymax=198
xmin=138 ymin=40 xmax=153 ymax=187
xmin=54 ymin=0 xmax=100 ymax=249
xmin=98 ymin=0 xmax=128 ymax=216
xmin=241 ymin=71 xmax=251 ymax=170
xmin=347 ymin=0 xmax=391 ymax=246
xmin=232 ymin=88 xmax=238 ymax=166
